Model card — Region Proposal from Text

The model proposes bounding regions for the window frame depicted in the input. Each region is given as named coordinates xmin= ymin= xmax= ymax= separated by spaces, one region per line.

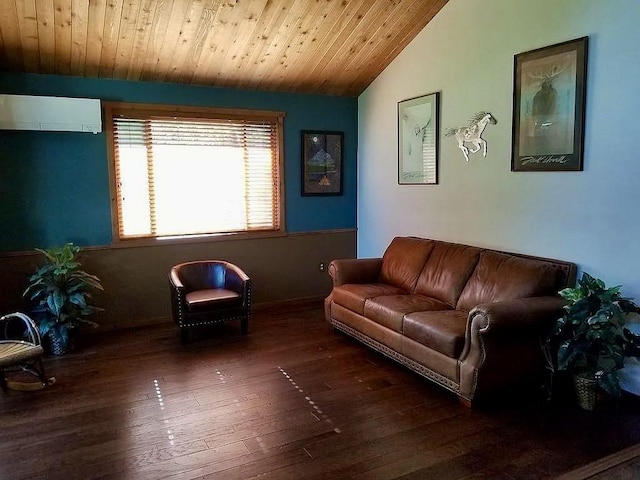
xmin=104 ymin=101 xmax=286 ymax=246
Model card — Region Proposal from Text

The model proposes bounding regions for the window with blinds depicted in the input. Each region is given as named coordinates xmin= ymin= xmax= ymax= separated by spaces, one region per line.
xmin=105 ymin=103 xmax=284 ymax=241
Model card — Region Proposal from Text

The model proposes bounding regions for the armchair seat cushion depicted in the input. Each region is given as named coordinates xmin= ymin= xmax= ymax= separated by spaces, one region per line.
xmin=186 ymin=289 xmax=242 ymax=313
xmin=403 ymin=310 xmax=468 ymax=358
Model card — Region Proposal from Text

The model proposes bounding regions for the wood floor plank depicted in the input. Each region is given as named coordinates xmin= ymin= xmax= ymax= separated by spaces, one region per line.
xmin=2 ymin=304 xmax=640 ymax=480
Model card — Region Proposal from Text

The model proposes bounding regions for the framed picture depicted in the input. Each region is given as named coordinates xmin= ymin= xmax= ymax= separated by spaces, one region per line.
xmin=398 ymin=91 xmax=439 ymax=184
xmin=301 ymin=130 xmax=344 ymax=196
xmin=511 ymin=36 xmax=588 ymax=172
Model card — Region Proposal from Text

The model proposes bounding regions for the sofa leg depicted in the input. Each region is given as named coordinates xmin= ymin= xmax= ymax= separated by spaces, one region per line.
xmin=458 ymin=396 xmax=472 ymax=409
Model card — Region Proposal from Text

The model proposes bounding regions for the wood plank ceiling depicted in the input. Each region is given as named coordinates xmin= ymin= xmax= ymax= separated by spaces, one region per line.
xmin=0 ymin=0 xmax=448 ymax=97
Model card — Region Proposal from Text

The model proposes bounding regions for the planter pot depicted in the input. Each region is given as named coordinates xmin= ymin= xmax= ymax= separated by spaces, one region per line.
xmin=47 ymin=330 xmax=69 ymax=356
xmin=573 ymin=374 xmax=599 ymax=411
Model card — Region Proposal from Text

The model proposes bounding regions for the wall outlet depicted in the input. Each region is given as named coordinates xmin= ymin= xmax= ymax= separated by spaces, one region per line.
xmin=319 ymin=262 xmax=325 ymax=272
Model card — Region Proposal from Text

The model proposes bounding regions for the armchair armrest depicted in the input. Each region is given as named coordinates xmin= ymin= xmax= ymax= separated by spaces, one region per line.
xmin=458 ymin=296 xmax=567 ymax=403
xmin=224 ymin=263 xmax=250 ymax=291
xmin=223 ymin=263 xmax=251 ymax=308
xmin=328 ymin=258 xmax=382 ymax=287
xmin=169 ymin=268 xmax=185 ymax=290
xmin=168 ymin=269 xmax=187 ymax=326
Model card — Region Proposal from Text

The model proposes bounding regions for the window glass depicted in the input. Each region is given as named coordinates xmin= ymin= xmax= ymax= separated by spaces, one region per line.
xmin=105 ymin=104 xmax=283 ymax=241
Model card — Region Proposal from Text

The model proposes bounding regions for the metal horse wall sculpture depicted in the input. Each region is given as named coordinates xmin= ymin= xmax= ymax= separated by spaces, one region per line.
xmin=444 ymin=112 xmax=497 ymax=161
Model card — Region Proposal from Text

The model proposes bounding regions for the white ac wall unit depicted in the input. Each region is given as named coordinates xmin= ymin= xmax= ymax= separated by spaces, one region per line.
xmin=0 ymin=94 xmax=102 ymax=133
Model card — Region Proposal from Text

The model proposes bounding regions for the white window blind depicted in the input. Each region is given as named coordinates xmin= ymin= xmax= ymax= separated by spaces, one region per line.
xmin=110 ymin=111 xmax=282 ymax=240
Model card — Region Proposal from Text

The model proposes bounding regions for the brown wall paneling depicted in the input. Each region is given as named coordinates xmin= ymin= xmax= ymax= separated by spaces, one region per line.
xmin=0 ymin=230 xmax=355 ymax=331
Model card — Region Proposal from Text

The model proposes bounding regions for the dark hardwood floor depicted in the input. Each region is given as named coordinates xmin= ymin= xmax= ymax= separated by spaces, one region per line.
xmin=2 ymin=304 xmax=640 ymax=479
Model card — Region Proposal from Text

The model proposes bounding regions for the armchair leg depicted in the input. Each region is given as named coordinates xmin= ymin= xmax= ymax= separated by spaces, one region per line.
xmin=180 ymin=328 xmax=189 ymax=344
xmin=241 ymin=317 xmax=248 ymax=335
xmin=35 ymin=359 xmax=48 ymax=385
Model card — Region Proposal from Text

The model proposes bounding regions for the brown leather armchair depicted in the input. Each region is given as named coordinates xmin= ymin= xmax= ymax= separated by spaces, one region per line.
xmin=169 ymin=261 xmax=251 ymax=343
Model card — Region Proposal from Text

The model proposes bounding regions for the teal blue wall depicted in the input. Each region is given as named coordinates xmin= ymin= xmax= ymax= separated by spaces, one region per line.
xmin=0 ymin=73 xmax=357 ymax=251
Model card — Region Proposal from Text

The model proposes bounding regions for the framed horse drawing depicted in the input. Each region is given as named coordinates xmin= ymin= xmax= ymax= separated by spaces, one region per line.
xmin=511 ymin=36 xmax=588 ymax=172
xmin=398 ymin=92 xmax=440 ymax=185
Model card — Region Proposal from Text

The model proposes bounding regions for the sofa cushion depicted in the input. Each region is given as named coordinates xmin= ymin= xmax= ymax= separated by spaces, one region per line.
xmin=413 ymin=242 xmax=482 ymax=306
xmin=364 ymin=294 xmax=450 ymax=333
xmin=403 ymin=310 xmax=468 ymax=358
xmin=456 ymin=251 xmax=558 ymax=312
xmin=332 ymin=283 xmax=407 ymax=316
xmin=379 ymin=237 xmax=435 ymax=292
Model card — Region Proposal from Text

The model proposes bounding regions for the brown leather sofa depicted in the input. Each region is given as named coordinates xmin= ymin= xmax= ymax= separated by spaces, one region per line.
xmin=324 ymin=236 xmax=576 ymax=405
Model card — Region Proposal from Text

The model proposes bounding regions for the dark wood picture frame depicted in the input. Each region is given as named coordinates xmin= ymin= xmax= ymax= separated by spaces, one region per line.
xmin=301 ymin=130 xmax=344 ymax=196
xmin=398 ymin=91 xmax=440 ymax=184
xmin=511 ymin=36 xmax=588 ymax=172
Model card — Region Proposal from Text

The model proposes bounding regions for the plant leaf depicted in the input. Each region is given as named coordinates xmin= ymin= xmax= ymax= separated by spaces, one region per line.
xmin=598 ymin=371 xmax=621 ymax=397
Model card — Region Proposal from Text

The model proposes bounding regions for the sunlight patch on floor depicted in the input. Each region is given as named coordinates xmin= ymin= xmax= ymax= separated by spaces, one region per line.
xmin=277 ymin=366 xmax=341 ymax=434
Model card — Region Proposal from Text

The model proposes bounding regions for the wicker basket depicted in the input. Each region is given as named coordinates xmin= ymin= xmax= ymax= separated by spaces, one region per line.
xmin=47 ymin=330 xmax=68 ymax=356
xmin=573 ymin=374 xmax=598 ymax=411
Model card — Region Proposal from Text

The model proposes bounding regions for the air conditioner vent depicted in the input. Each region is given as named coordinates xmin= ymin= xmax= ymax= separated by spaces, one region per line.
xmin=0 ymin=94 xmax=102 ymax=133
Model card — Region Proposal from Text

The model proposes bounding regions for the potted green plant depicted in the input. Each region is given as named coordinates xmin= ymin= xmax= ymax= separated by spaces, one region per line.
xmin=552 ymin=272 xmax=640 ymax=410
xmin=23 ymin=243 xmax=103 ymax=355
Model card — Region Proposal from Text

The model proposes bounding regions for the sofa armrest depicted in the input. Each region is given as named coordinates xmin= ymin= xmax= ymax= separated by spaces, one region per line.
xmin=458 ymin=296 xmax=567 ymax=404
xmin=328 ymin=258 xmax=382 ymax=287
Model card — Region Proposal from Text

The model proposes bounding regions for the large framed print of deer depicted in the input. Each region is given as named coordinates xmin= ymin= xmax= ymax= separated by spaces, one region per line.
xmin=511 ymin=37 xmax=588 ymax=172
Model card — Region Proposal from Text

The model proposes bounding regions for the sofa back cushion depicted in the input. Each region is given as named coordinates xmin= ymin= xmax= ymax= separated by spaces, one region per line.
xmin=456 ymin=251 xmax=558 ymax=311
xmin=379 ymin=237 xmax=435 ymax=292
xmin=413 ymin=241 xmax=482 ymax=306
